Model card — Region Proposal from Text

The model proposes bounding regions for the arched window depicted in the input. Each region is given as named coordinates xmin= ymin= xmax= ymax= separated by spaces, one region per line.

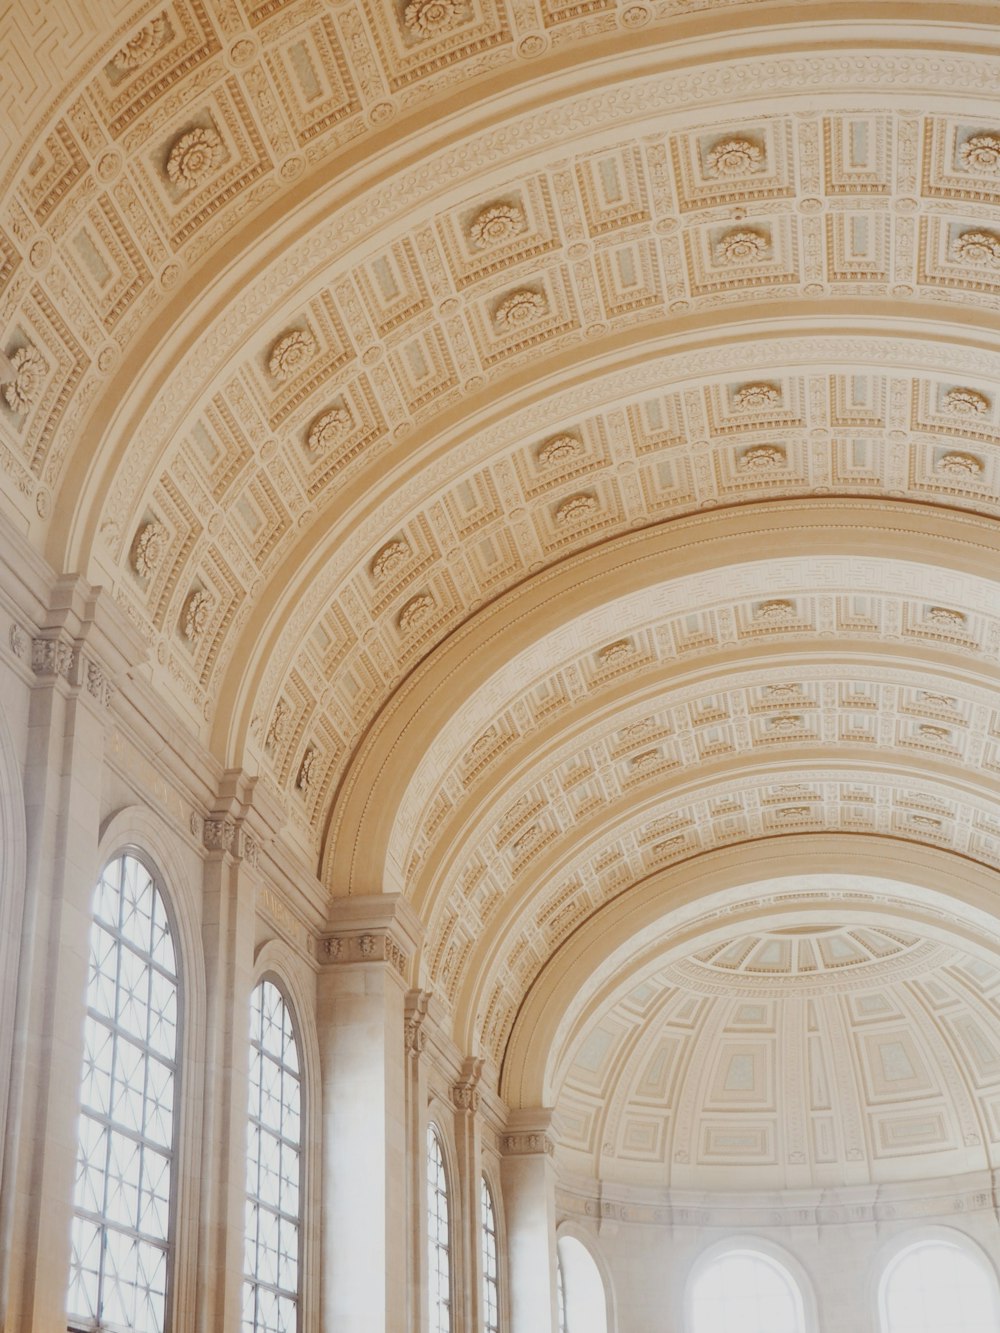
xmin=67 ymin=852 xmax=179 ymax=1333
xmin=688 ymin=1247 xmax=806 ymax=1333
xmin=427 ymin=1125 xmax=451 ymax=1333
xmin=244 ymin=979 xmax=301 ymax=1333
xmin=481 ymin=1176 xmax=500 ymax=1333
xmin=558 ymin=1251 xmax=568 ymax=1333
xmin=880 ymin=1236 xmax=1000 ymax=1333
xmin=557 ymin=1235 xmax=608 ymax=1333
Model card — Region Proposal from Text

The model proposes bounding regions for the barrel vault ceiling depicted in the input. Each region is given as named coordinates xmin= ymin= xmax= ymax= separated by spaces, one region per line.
xmin=6 ymin=0 xmax=1000 ymax=1183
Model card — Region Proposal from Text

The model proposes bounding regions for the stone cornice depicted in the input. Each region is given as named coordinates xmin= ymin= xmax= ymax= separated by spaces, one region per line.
xmin=320 ymin=893 xmax=423 ymax=979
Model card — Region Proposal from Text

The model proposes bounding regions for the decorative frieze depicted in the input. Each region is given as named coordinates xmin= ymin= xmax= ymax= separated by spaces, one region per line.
xmin=502 ymin=1131 xmax=554 ymax=1156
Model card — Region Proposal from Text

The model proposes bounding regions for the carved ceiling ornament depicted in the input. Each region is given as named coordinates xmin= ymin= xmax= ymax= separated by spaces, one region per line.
xmin=537 ymin=433 xmax=584 ymax=467
xmin=599 ymin=639 xmax=635 ymax=667
xmin=715 ymin=228 xmax=769 ymax=265
xmin=266 ymin=699 xmax=290 ymax=752
xmin=307 ymin=405 xmax=353 ymax=452
xmin=132 ymin=520 xmax=168 ymax=578
xmin=165 ymin=126 xmax=225 ymax=192
xmin=494 ymin=288 xmax=548 ymax=327
xmin=554 ymin=493 xmax=598 ymax=525
xmin=403 ymin=0 xmax=468 ymax=36
xmin=704 ymin=137 xmax=765 ymax=178
xmin=182 ymin=588 xmax=212 ymax=641
xmin=468 ymin=202 xmax=525 ymax=250
xmin=297 ymin=745 xmax=317 ymax=792
xmin=943 ymin=387 xmax=989 ymax=416
xmin=952 ymin=229 xmax=1000 ymax=266
xmin=739 ymin=444 xmax=786 ymax=470
xmin=111 ymin=13 xmax=169 ymax=72
xmin=959 ymin=133 xmax=1000 ymax=176
xmin=398 ymin=593 xmax=435 ymax=633
xmin=936 ymin=451 xmax=983 ymax=477
xmin=733 ymin=382 xmax=781 ymax=411
xmin=925 ymin=606 xmax=966 ymax=628
xmin=755 ymin=599 xmax=796 ymax=623
xmin=3 ymin=345 xmax=47 ymax=414
xmin=268 ymin=329 xmax=316 ymax=380
xmin=371 ymin=540 xmax=410 ymax=583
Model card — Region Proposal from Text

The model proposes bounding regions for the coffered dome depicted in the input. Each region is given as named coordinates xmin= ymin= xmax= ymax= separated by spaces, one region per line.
xmin=554 ymin=922 xmax=1000 ymax=1190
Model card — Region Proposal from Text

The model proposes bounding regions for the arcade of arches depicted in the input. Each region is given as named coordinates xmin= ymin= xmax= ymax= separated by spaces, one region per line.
xmin=6 ymin=1 xmax=1000 ymax=1330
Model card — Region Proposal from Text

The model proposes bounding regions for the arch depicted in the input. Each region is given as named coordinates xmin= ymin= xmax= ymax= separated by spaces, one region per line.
xmin=502 ymin=838 xmax=1000 ymax=1108
xmin=556 ymin=1230 xmax=612 ymax=1333
xmin=684 ymin=1237 xmax=816 ymax=1333
xmin=876 ymin=1227 xmax=1000 ymax=1333
xmin=324 ymin=503 xmax=1000 ymax=896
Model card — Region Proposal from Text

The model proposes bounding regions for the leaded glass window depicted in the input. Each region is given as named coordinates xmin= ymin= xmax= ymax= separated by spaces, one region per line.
xmin=558 ymin=1254 xmax=567 ymax=1333
xmin=244 ymin=980 xmax=301 ymax=1333
xmin=427 ymin=1125 xmax=451 ymax=1333
xmin=68 ymin=852 xmax=179 ymax=1333
xmin=481 ymin=1176 xmax=499 ymax=1333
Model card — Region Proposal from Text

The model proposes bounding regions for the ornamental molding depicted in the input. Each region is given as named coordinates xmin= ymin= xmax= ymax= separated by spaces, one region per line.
xmin=704 ymin=137 xmax=765 ymax=178
xmin=267 ymin=328 xmax=316 ymax=381
xmin=469 ymin=202 xmax=525 ymax=250
xmin=111 ymin=14 xmax=169 ymax=73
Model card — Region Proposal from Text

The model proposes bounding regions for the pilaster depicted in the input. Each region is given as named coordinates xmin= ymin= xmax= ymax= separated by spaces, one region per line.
xmin=2 ymin=579 xmax=144 ymax=1331
xmin=501 ymin=1108 xmax=559 ymax=1333
xmin=317 ymin=895 xmax=421 ymax=1333
xmin=454 ymin=1057 xmax=486 ymax=1333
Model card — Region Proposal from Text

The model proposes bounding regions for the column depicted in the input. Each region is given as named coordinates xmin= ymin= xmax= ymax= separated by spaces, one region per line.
xmin=501 ymin=1109 xmax=559 ymax=1333
xmin=453 ymin=1058 xmax=485 ymax=1333
xmin=405 ymin=989 xmax=431 ymax=1333
xmin=317 ymin=895 xmax=421 ymax=1333
xmin=195 ymin=771 xmax=279 ymax=1333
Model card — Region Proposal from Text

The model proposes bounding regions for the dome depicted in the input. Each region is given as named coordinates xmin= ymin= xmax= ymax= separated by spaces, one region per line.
xmin=554 ymin=923 xmax=1000 ymax=1189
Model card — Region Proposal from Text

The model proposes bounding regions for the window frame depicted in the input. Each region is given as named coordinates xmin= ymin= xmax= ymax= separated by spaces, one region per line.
xmin=67 ymin=848 xmax=184 ymax=1333
xmin=243 ymin=974 xmax=305 ymax=1333
xmin=683 ymin=1237 xmax=815 ymax=1333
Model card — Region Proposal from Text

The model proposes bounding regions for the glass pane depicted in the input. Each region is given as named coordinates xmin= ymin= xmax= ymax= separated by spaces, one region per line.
xmin=245 ymin=980 xmax=301 ymax=1333
xmin=67 ymin=853 xmax=178 ymax=1333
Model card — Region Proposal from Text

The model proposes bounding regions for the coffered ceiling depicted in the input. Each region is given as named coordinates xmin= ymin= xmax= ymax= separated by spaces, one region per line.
xmin=6 ymin=0 xmax=1000 ymax=1185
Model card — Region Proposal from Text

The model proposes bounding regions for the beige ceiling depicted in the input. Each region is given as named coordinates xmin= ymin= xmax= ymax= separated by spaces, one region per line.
xmin=6 ymin=0 xmax=1000 ymax=1184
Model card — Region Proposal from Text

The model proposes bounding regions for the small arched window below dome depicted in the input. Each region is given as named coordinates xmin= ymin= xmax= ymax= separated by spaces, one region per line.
xmin=688 ymin=1247 xmax=806 ymax=1333
xmin=879 ymin=1236 xmax=1000 ymax=1333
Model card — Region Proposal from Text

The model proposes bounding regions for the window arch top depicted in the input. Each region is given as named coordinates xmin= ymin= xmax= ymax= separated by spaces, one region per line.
xmin=879 ymin=1235 xmax=1000 ymax=1333
xmin=427 ymin=1124 xmax=451 ymax=1333
xmin=244 ymin=977 xmax=302 ymax=1333
xmin=688 ymin=1246 xmax=806 ymax=1333
xmin=68 ymin=851 xmax=179 ymax=1333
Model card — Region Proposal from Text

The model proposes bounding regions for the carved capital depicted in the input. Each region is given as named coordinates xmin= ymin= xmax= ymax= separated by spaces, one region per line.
xmin=31 ymin=635 xmax=75 ymax=680
xmin=83 ymin=657 xmax=116 ymax=709
xmin=320 ymin=930 xmax=407 ymax=978
xmin=404 ymin=990 xmax=431 ymax=1055
xmin=202 ymin=817 xmax=259 ymax=866
xmin=453 ymin=1057 xmax=485 ymax=1113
